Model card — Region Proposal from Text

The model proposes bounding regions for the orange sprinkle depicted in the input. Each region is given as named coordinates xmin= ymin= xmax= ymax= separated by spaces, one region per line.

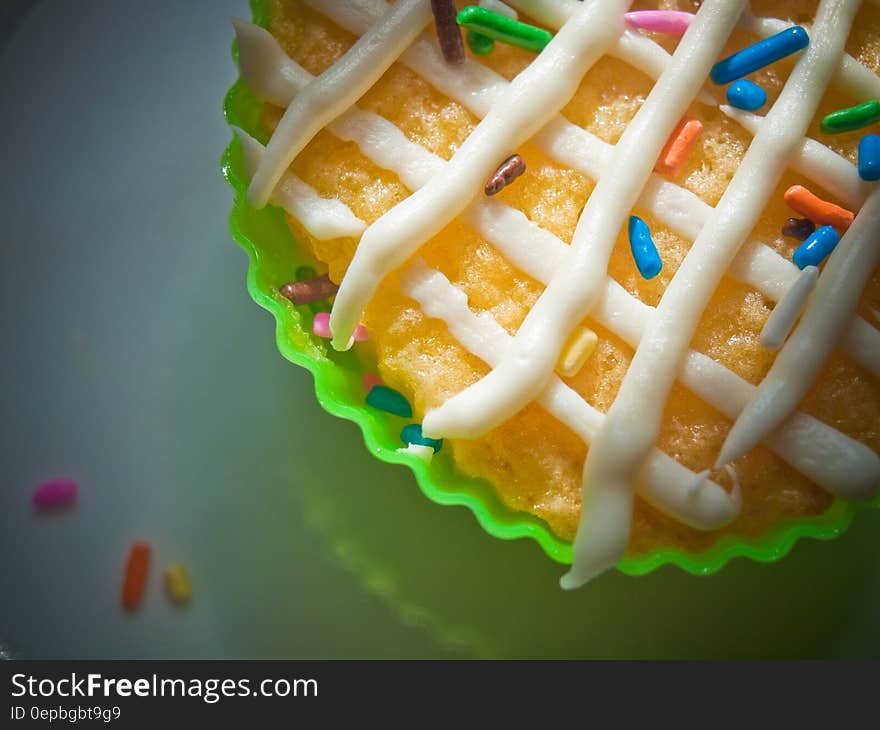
xmin=783 ymin=185 xmax=854 ymax=233
xmin=121 ymin=541 xmax=151 ymax=611
xmin=655 ymin=117 xmax=703 ymax=177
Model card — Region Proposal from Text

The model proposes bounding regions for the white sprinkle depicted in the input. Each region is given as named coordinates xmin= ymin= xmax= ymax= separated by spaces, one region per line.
xmin=760 ymin=266 xmax=819 ymax=350
xmin=396 ymin=443 xmax=435 ymax=462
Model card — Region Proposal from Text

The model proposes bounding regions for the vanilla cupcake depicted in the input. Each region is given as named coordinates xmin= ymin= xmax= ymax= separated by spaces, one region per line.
xmin=224 ymin=0 xmax=880 ymax=587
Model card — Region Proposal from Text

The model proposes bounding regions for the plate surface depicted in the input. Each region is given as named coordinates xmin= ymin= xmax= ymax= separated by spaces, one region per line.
xmin=1 ymin=0 xmax=880 ymax=658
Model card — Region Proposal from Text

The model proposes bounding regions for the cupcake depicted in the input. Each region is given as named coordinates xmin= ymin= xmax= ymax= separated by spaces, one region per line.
xmin=224 ymin=0 xmax=880 ymax=587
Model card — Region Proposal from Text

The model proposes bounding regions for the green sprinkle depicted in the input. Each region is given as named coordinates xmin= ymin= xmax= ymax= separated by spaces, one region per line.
xmin=295 ymin=265 xmax=317 ymax=281
xmin=821 ymin=99 xmax=880 ymax=134
xmin=309 ymin=300 xmax=331 ymax=314
xmin=456 ymin=5 xmax=553 ymax=54
xmin=466 ymin=29 xmax=495 ymax=56
xmin=366 ymin=385 xmax=412 ymax=418
xmin=400 ymin=424 xmax=442 ymax=453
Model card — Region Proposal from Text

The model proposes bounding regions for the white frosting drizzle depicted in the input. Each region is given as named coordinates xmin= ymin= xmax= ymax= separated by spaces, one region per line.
xmin=490 ymin=222 xmax=879 ymax=500
xmin=296 ymin=0 xmax=880 ymax=375
xmin=246 ymin=0 xmax=432 ymax=208
xmin=422 ymin=0 xmax=747 ymax=441
xmin=506 ymin=0 xmax=716 ymax=104
xmin=760 ymin=266 xmax=819 ymax=350
xmin=504 ymin=0 xmax=579 ymax=27
xmin=233 ymin=126 xmax=367 ymax=240
xmin=719 ymin=105 xmax=871 ymax=210
xmin=479 ymin=0 xmax=518 ymax=20
xmin=232 ymin=19 xmax=310 ymax=109
xmin=517 ymin=4 xmax=880 ymax=376
xmin=562 ymin=0 xmax=863 ymax=589
xmin=401 ymin=260 xmax=741 ymax=530
xmin=234 ymin=19 xmax=878 ymax=499
xmin=719 ymin=188 xmax=880 ymax=476
xmin=516 ymin=0 xmax=880 ymax=102
xmin=327 ymin=0 xmax=631 ymax=350
xmin=537 ymin=117 xmax=880 ymax=375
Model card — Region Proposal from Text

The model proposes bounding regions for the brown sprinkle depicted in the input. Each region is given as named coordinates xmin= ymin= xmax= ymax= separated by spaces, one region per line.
xmin=485 ymin=154 xmax=526 ymax=196
xmin=431 ymin=0 xmax=465 ymax=66
xmin=280 ymin=274 xmax=339 ymax=305
xmin=781 ymin=217 xmax=816 ymax=241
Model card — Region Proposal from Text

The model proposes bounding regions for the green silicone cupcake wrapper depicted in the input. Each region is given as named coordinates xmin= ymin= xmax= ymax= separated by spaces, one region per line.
xmin=221 ymin=0 xmax=878 ymax=578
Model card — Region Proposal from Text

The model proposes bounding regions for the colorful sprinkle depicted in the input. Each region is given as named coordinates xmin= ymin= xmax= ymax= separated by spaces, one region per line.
xmin=710 ymin=26 xmax=809 ymax=85
xmin=312 ymin=312 xmax=332 ymax=338
xmin=783 ymin=185 xmax=854 ymax=232
xmin=363 ymin=372 xmax=383 ymax=393
xmin=366 ymin=385 xmax=413 ymax=418
xmin=781 ymin=217 xmax=816 ymax=240
xmin=164 ymin=563 xmax=192 ymax=605
xmin=467 ymin=29 xmax=494 ymax=55
xmin=280 ymin=274 xmax=339 ymax=305
xmin=820 ymin=99 xmax=880 ymax=134
xmin=32 ymin=478 xmax=78 ymax=510
xmin=485 ymin=153 xmax=526 ymax=196
xmin=557 ymin=326 xmax=598 ymax=378
xmin=121 ymin=541 xmax=151 ymax=612
xmin=456 ymin=6 xmax=553 ymax=54
xmin=400 ymin=423 xmax=443 ymax=453
xmin=624 ymin=10 xmax=694 ymax=36
xmin=726 ymin=79 xmax=767 ymax=111
xmin=312 ymin=312 xmax=369 ymax=342
xmin=655 ymin=117 xmax=703 ymax=177
xmin=760 ymin=265 xmax=818 ymax=350
xmin=396 ymin=443 xmax=435 ymax=462
xmin=858 ymin=134 xmax=880 ymax=181
xmin=627 ymin=215 xmax=663 ymax=280
xmin=431 ymin=0 xmax=465 ymax=66
xmin=793 ymin=225 xmax=840 ymax=269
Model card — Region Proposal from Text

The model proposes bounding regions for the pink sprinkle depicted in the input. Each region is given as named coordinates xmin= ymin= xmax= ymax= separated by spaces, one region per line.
xmin=32 ymin=478 xmax=78 ymax=509
xmin=625 ymin=10 xmax=694 ymax=36
xmin=352 ymin=324 xmax=369 ymax=343
xmin=313 ymin=312 xmax=333 ymax=338
xmin=363 ymin=372 xmax=383 ymax=392
xmin=312 ymin=312 xmax=370 ymax=343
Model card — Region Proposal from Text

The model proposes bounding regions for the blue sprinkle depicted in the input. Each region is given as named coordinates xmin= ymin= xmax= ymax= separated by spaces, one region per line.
xmin=627 ymin=215 xmax=662 ymax=280
xmin=858 ymin=134 xmax=880 ymax=182
xmin=793 ymin=225 xmax=839 ymax=269
xmin=726 ymin=79 xmax=766 ymax=111
xmin=366 ymin=385 xmax=412 ymax=418
xmin=710 ymin=26 xmax=809 ymax=85
xmin=400 ymin=424 xmax=442 ymax=453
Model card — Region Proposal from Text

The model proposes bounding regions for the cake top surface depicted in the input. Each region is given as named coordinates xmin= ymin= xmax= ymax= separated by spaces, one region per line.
xmin=233 ymin=0 xmax=880 ymax=587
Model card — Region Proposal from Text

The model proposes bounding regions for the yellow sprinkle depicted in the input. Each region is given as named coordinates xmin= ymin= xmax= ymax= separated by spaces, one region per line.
xmin=556 ymin=326 xmax=598 ymax=377
xmin=164 ymin=563 xmax=191 ymax=605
